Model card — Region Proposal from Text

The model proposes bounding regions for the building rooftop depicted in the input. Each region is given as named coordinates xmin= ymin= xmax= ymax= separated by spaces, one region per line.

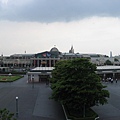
xmin=31 ymin=67 xmax=54 ymax=71
xmin=97 ymin=65 xmax=120 ymax=70
xmin=10 ymin=54 xmax=35 ymax=57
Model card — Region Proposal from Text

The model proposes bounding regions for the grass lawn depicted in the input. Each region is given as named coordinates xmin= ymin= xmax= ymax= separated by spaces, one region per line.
xmin=0 ymin=75 xmax=23 ymax=82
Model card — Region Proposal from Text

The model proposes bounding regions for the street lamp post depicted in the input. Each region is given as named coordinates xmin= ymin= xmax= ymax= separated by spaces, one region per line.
xmin=16 ymin=96 xmax=19 ymax=118
xmin=32 ymin=75 xmax=34 ymax=89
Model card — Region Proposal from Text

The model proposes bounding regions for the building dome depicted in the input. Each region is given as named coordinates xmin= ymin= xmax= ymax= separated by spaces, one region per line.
xmin=50 ymin=47 xmax=59 ymax=53
xmin=50 ymin=47 xmax=61 ymax=58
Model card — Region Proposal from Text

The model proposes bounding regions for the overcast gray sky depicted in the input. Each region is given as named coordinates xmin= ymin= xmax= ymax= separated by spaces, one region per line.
xmin=0 ymin=0 xmax=120 ymax=56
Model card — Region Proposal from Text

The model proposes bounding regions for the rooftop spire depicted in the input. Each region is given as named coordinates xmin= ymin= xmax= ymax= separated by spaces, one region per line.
xmin=69 ymin=45 xmax=74 ymax=53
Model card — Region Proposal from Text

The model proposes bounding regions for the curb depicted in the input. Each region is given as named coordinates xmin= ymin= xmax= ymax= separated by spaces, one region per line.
xmin=62 ymin=104 xmax=71 ymax=120
xmin=95 ymin=116 xmax=99 ymax=120
xmin=62 ymin=104 xmax=99 ymax=120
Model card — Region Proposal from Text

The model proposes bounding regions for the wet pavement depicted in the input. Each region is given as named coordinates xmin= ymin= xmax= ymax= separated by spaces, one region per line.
xmin=1 ymin=75 xmax=120 ymax=120
xmin=0 ymin=75 xmax=66 ymax=120
xmin=92 ymin=80 xmax=120 ymax=120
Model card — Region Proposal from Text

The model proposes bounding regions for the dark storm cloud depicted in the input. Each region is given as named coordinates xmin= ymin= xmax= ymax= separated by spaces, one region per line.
xmin=0 ymin=0 xmax=120 ymax=22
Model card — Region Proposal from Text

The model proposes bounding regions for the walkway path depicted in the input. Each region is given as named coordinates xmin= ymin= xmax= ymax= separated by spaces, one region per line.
xmin=1 ymin=75 xmax=120 ymax=120
xmin=0 ymin=75 xmax=66 ymax=120
xmin=92 ymin=80 xmax=120 ymax=120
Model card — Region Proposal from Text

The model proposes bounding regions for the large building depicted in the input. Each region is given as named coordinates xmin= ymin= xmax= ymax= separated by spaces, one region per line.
xmin=0 ymin=46 xmax=119 ymax=71
xmin=0 ymin=54 xmax=34 ymax=69
xmin=1 ymin=46 xmax=120 ymax=82
xmin=31 ymin=47 xmax=61 ymax=67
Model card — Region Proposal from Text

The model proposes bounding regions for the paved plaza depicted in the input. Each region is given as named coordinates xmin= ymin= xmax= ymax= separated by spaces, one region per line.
xmin=92 ymin=80 xmax=120 ymax=120
xmin=0 ymin=75 xmax=120 ymax=120
xmin=0 ymin=75 xmax=66 ymax=120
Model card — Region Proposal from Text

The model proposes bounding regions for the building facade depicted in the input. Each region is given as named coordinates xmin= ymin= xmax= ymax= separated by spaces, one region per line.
xmin=0 ymin=46 xmax=119 ymax=71
xmin=1 ymin=54 xmax=35 ymax=69
xmin=31 ymin=47 xmax=61 ymax=67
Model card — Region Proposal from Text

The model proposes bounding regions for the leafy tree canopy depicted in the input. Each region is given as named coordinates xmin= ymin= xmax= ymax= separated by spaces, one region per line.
xmin=0 ymin=108 xmax=16 ymax=120
xmin=51 ymin=58 xmax=109 ymax=111
xmin=114 ymin=58 xmax=119 ymax=62
xmin=104 ymin=59 xmax=113 ymax=65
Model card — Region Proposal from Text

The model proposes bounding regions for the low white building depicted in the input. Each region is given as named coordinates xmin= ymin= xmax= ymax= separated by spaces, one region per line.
xmin=27 ymin=67 xmax=54 ymax=83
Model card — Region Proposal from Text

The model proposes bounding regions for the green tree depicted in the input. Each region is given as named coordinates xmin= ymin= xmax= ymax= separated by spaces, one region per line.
xmin=114 ymin=58 xmax=119 ymax=62
xmin=51 ymin=58 xmax=109 ymax=116
xmin=0 ymin=108 xmax=16 ymax=120
xmin=104 ymin=59 xmax=113 ymax=65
